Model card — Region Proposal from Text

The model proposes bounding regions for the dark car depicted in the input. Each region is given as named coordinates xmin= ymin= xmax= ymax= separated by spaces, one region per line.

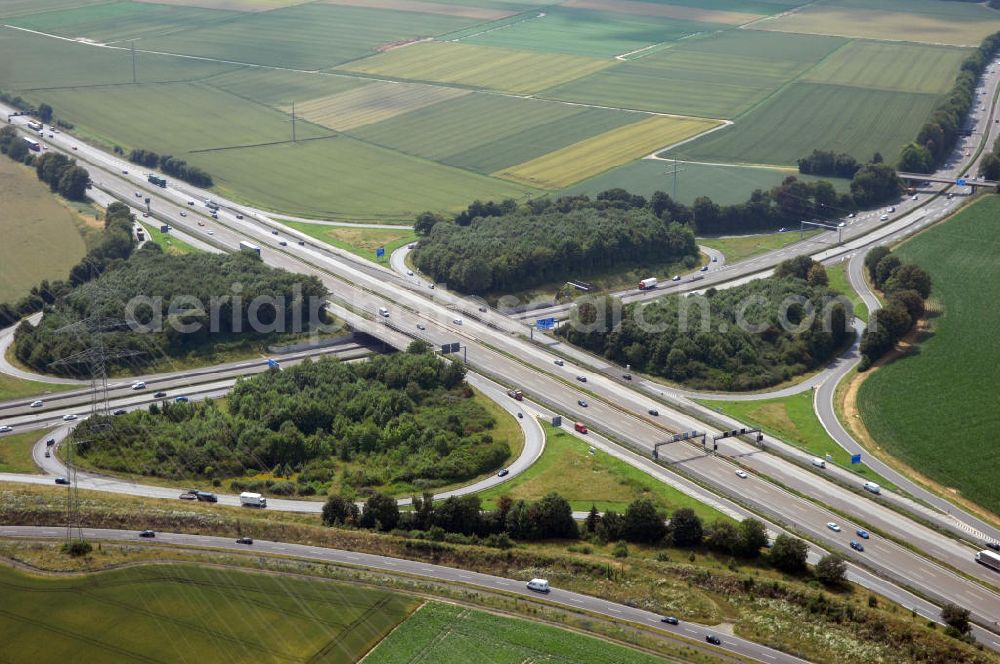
xmin=661 ymin=616 xmax=679 ymax=625
xmin=139 ymin=530 xmax=156 ymax=538
xmin=856 ymin=529 xmax=870 ymax=540
xmin=850 ymin=540 xmax=865 ymax=552
xmin=236 ymin=537 xmax=253 ymax=545
xmin=987 ymin=541 xmax=1000 ymax=552
xmin=271 ymin=230 xmax=279 ymax=235
xmin=46 ymin=439 xmax=56 ymax=447
xmin=498 ymin=468 xmax=510 ymax=477
xmin=112 ymin=409 xmax=127 ymax=416
xmin=622 ymin=373 xmax=632 ymax=380
xmin=706 ymin=635 xmax=721 ymax=645
xmin=55 ymin=477 xmax=70 ymax=485
xmin=174 ymin=396 xmax=189 ymax=403
xmin=154 ymin=391 xmax=167 ymax=398
xmin=195 ymin=491 xmax=218 ymax=503
xmin=578 ymin=399 xmax=588 ymax=407
xmin=576 ymin=375 xmax=587 ymax=383
xmin=648 ymin=409 xmax=659 ymax=416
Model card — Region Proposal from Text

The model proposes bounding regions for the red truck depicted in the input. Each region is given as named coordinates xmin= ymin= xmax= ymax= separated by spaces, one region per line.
xmin=507 ymin=389 xmax=523 ymax=401
xmin=574 ymin=422 xmax=588 ymax=434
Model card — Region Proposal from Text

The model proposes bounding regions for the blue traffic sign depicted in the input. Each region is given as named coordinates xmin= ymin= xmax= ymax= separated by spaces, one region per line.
xmin=536 ymin=317 xmax=555 ymax=330
xmin=375 ymin=246 xmax=385 ymax=258
xmin=851 ymin=453 xmax=861 ymax=465
xmin=957 ymin=178 xmax=967 ymax=186
xmin=267 ymin=358 xmax=280 ymax=370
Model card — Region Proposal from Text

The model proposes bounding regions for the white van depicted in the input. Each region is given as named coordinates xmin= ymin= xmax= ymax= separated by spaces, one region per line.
xmin=811 ymin=457 xmax=826 ymax=469
xmin=377 ymin=307 xmax=389 ymax=318
xmin=526 ymin=578 xmax=550 ymax=593
xmin=863 ymin=482 xmax=881 ymax=495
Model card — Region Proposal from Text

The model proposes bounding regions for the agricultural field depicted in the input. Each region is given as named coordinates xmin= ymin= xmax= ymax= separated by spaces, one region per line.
xmin=559 ymin=0 xmax=765 ymax=26
xmin=562 ymin=159 xmax=849 ymax=206
xmin=0 ymin=157 xmax=87 ymax=303
xmin=0 ymin=0 xmax=112 ymax=19
xmin=290 ymin=81 xmax=469 ymax=132
xmin=753 ymin=0 xmax=1000 ymax=46
xmin=495 ymin=115 xmax=721 ymax=189
xmin=338 ymin=41 xmax=612 ymax=94
xmin=368 ymin=602 xmax=665 ymax=664
xmin=801 ymin=41 xmax=969 ymax=95
xmin=857 ymin=195 xmax=1000 ymax=515
xmin=674 ymin=82 xmax=941 ymax=167
xmin=350 ymin=93 xmax=640 ymax=174
xmin=0 ymin=563 xmax=418 ymax=664
xmin=201 ymin=68 xmax=371 ymax=108
xmin=545 ymin=29 xmax=846 ymax=118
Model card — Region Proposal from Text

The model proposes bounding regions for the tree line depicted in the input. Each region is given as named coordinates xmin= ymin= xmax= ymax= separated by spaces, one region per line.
xmin=558 ymin=257 xmax=853 ymax=391
xmin=859 ymin=247 xmax=932 ymax=369
xmin=0 ymin=201 xmax=136 ymax=330
xmin=978 ymin=134 xmax=1000 ymax=180
xmin=71 ymin=351 xmax=507 ymax=495
xmin=12 ymin=247 xmax=328 ymax=375
xmin=128 ymin=148 xmax=213 ymax=187
xmin=900 ymin=30 xmax=1000 ymax=173
xmin=0 ymin=126 xmax=90 ymax=200
xmin=797 ymin=149 xmax=864 ymax=179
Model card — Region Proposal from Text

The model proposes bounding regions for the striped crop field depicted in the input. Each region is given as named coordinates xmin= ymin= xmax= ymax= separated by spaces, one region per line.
xmin=288 ymin=81 xmax=469 ymax=132
xmin=338 ymin=41 xmax=613 ymax=94
xmin=561 ymin=0 xmax=763 ymax=26
xmin=495 ymin=115 xmax=722 ymax=189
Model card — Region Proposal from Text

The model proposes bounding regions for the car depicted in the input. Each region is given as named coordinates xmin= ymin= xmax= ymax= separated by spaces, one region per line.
xmin=578 ymin=399 xmax=588 ymax=407
xmin=135 ymin=192 xmax=142 ymax=198
xmin=576 ymin=375 xmax=586 ymax=382
xmin=179 ymin=492 xmax=196 ymax=500
xmin=622 ymin=373 xmax=632 ymax=380
xmin=879 ymin=214 xmax=889 ymax=221
xmin=478 ymin=306 xmax=487 ymax=313
xmin=298 ymin=240 xmax=305 ymax=246
xmin=517 ymin=412 xmax=523 ymax=419
xmin=142 ymin=212 xmax=149 ymax=218
xmin=30 ymin=400 xmax=43 ymax=408
xmin=700 ymin=265 xmax=709 ymax=272
xmin=888 ymin=206 xmax=895 ymax=212
xmin=154 ymin=391 xmax=167 ymax=398
xmin=826 ymin=522 xmax=841 ymax=532
xmin=271 ymin=230 xmax=279 ymax=235
xmin=122 ymin=169 xmax=129 ymax=174
xmin=71 ymin=146 xmax=77 ymax=151
xmin=44 ymin=451 xmax=51 ymax=458
xmin=198 ymin=220 xmax=205 ymax=226
xmin=706 ymin=635 xmax=721 ymax=645
xmin=428 ymin=283 xmax=435 ymax=289
xmin=55 ymin=477 xmax=70 ymax=485
xmin=661 ymin=616 xmax=679 ymax=625
xmin=847 ymin=212 xmax=855 ymax=218
xmin=648 ymin=409 xmax=659 ymax=416
xmin=416 ymin=323 xmax=426 ymax=330
xmin=711 ymin=256 xmax=718 ymax=262
xmin=112 ymin=409 xmax=127 ymax=416
xmin=174 ymin=396 xmax=189 ymax=403
xmin=139 ymin=530 xmax=155 ymax=538
xmin=236 ymin=214 xmax=244 ymax=220
xmin=850 ymin=540 xmax=865 ymax=552
xmin=131 ymin=381 xmax=146 ymax=390
xmin=856 ymin=529 xmax=870 ymax=539
xmin=408 ymin=243 xmax=416 ymax=249
xmin=947 ymin=193 xmax=954 ymax=200
xmin=62 ymin=414 xmax=78 ymax=421
xmin=406 ymin=270 xmax=414 ymax=276
xmin=236 ymin=537 xmax=253 ymax=545
xmin=187 ymin=200 xmax=194 ymax=205
xmin=498 ymin=468 xmax=509 ymax=477
xmin=207 ymin=230 xmax=215 ymax=235
xmin=778 ymin=227 xmax=787 ymax=233
xmin=735 ymin=470 xmax=748 ymax=479
xmin=42 ymin=144 xmax=48 ymax=150
xmin=671 ymin=275 xmax=680 ymax=281
xmin=453 ymin=318 xmax=462 ymax=325
xmin=986 ymin=541 xmax=1000 ymax=552
xmin=554 ymin=359 xmax=564 ymax=366
xmin=0 ymin=425 xmax=12 ymax=433
xmin=912 ymin=194 xmax=918 ymax=200
xmin=179 ymin=211 xmax=186 ymax=217
xmin=279 ymin=241 xmax=287 ymax=246
xmin=46 ymin=438 xmax=55 ymax=447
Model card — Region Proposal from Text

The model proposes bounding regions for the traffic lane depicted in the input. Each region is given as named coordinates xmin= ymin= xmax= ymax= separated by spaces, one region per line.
xmin=0 ymin=526 xmax=806 ymax=664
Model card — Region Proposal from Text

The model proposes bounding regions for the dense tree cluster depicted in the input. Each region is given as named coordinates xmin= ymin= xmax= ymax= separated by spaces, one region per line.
xmin=559 ymin=257 xmax=853 ymax=391
xmin=412 ymin=196 xmax=698 ymax=294
xmin=71 ymin=352 xmax=509 ymax=494
xmin=900 ymin=30 xmax=1000 ymax=173
xmin=858 ymin=247 xmax=932 ymax=369
xmin=848 ymin=163 xmax=903 ymax=207
xmin=13 ymin=249 xmax=327 ymax=375
xmin=979 ymin=135 xmax=1000 ymax=180
xmin=127 ymin=147 xmax=213 ymax=187
xmin=0 ymin=126 xmax=90 ymax=200
xmin=797 ymin=150 xmax=862 ymax=178
xmin=0 ymin=201 xmax=136 ymax=329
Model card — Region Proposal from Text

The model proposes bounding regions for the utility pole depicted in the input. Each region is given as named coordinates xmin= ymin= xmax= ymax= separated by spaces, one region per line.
xmin=664 ymin=158 xmax=683 ymax=199
xmin=131 ymin=40 xmax=137 ymax=84
xmin=291 ymin=101 xmax=296 ymax=143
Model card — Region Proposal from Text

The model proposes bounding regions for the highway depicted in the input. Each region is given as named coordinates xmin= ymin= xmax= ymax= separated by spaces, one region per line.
xmin=3 ymin=59 xmax=1000 ymax=634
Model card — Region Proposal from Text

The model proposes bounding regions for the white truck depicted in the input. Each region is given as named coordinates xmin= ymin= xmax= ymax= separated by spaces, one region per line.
xmin=239 ymin=241 xmax=261 ymax=256
xmin=240 ymin=492 xmax=267 ymax=508
xmin=976 ymin=549 xmax=1000 ymax=571
xmin=638 ymin=277 xmax=658 ymax=290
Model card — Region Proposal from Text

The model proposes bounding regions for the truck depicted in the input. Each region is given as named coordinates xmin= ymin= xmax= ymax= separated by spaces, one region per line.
xmin=574 ymin=422 xmax=588 ymax=434
xmin=23 ymin=137 xmax=40 ymax=152
xmin=976 ymin=550 xmax=1000 ymax=571
xmin=136 ymin=229 xmax=145 ymax=242
xmin=239 ymin=241 xmax=261 ymax=256
xmin=240 ymin=492 xmax=267 ymax=508
xmin=863 ymin=481 xmax=881 ymax=495
xmin=506 ymin=389 xmax=523 ymax=401
xmin=26 ymin=120 xmax=42 ymax=132
xmin=147 ymin=174 xmax=166 ymax=188
xmin=205 ymin=199 xmax=219 ymax=211
xmin=638 ymin=277 xmax=658 ymax=290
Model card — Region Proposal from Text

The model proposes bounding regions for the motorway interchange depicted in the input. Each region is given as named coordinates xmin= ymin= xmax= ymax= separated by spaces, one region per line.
xmin=4 ymin=62 xmax=1000 ymax=659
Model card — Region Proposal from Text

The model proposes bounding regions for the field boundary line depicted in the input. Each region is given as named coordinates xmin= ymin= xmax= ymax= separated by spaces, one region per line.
xmin=187 ymin=134 xmax=337 ymax=154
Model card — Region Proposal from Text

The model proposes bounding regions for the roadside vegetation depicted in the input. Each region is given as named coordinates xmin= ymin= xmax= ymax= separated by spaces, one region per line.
xmin=560 ymin=257 xmax=853 ymax=391
xmin=282 ymin=221 xmax=415 ymax=265
xmin=70 ymin=349 xmax=516 ymax=499
xmin=698 ymin=229 xmax=819 ymax=265
xmin=0 ymin=428 xmax=48 ymax=473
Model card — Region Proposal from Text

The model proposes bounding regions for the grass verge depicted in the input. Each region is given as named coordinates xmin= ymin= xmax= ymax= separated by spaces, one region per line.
xmin=698 ymin=229 xmax=819 ymax=265
xmin=826 ymin=262 xmax=868 ymax=322
xmin=0 ymin=428 xmax=49 ymax=473
xmin=0 ymin=373 xmax=77 ymax=402
xmin=283 ymin=221 xmax=415 ymax=266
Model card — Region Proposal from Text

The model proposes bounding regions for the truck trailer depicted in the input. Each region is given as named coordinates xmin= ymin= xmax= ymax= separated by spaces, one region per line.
xmin=638 ymin=277 xmax=657 ymax=290
xmin=240 ymin=492 xmax=267 ymax=508
xmin=976 ymin=549 xmax=1000 ymax=571
xmin=239 ymin=241 xmax=261 ymax=256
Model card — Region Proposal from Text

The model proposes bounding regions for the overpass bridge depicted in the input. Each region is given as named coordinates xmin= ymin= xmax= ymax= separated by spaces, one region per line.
xmin=897 ymin=172 xmax=997 ymax=190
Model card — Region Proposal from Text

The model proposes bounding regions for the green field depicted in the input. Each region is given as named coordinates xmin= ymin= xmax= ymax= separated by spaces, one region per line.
xmin=0 ymin=428 xmax=46 ymax=473
xmin=857 ymin=196 xmax=1000 ymax=514
xmin=476 ymin=422 xmax=726 ymax=519
xmin=368 ymin=602 xmax=665 ymax=664
xmin=139 ymin=3 xmax=479 ymax=70
xmin=339 ymin=41 xmax=612 ymax=94
xmin=282 ymin=221 xmax=416 ymax=264
xmin=0 ymin=157 xmax=87 ymax=303
xmin=202 ymin=68 xmax=371 ymax=108
xmin=562 ymin=159 xmax=850 ymax=206
xmin=194 ymin=136 xmax=536 ymax=220
xmin=445 ymin=7 xmax=714 ymax=58
xmin=139 ymin=222 xmax=200 ymax=255
xmin=351 ymin=93 xmax=641 ymax=174
xmin=0 ymin=563 xmax=418 ymax=663
xmin=545 ymin=30 xmax=845 ymax=118
xmin=0 ymin=0 xmax=112 ymax=19
xmin=802 ymin=40 xmax=970 ymax=95
xmin=675 ymin=82 xmax=942 ymax=166
xmin=753 ymin=0 xmax=1000 ymax=46
xmin=826 ymin=263 xmax=867 ymax=322
xmin=697 ymin=393 xmax=894 ymax=489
